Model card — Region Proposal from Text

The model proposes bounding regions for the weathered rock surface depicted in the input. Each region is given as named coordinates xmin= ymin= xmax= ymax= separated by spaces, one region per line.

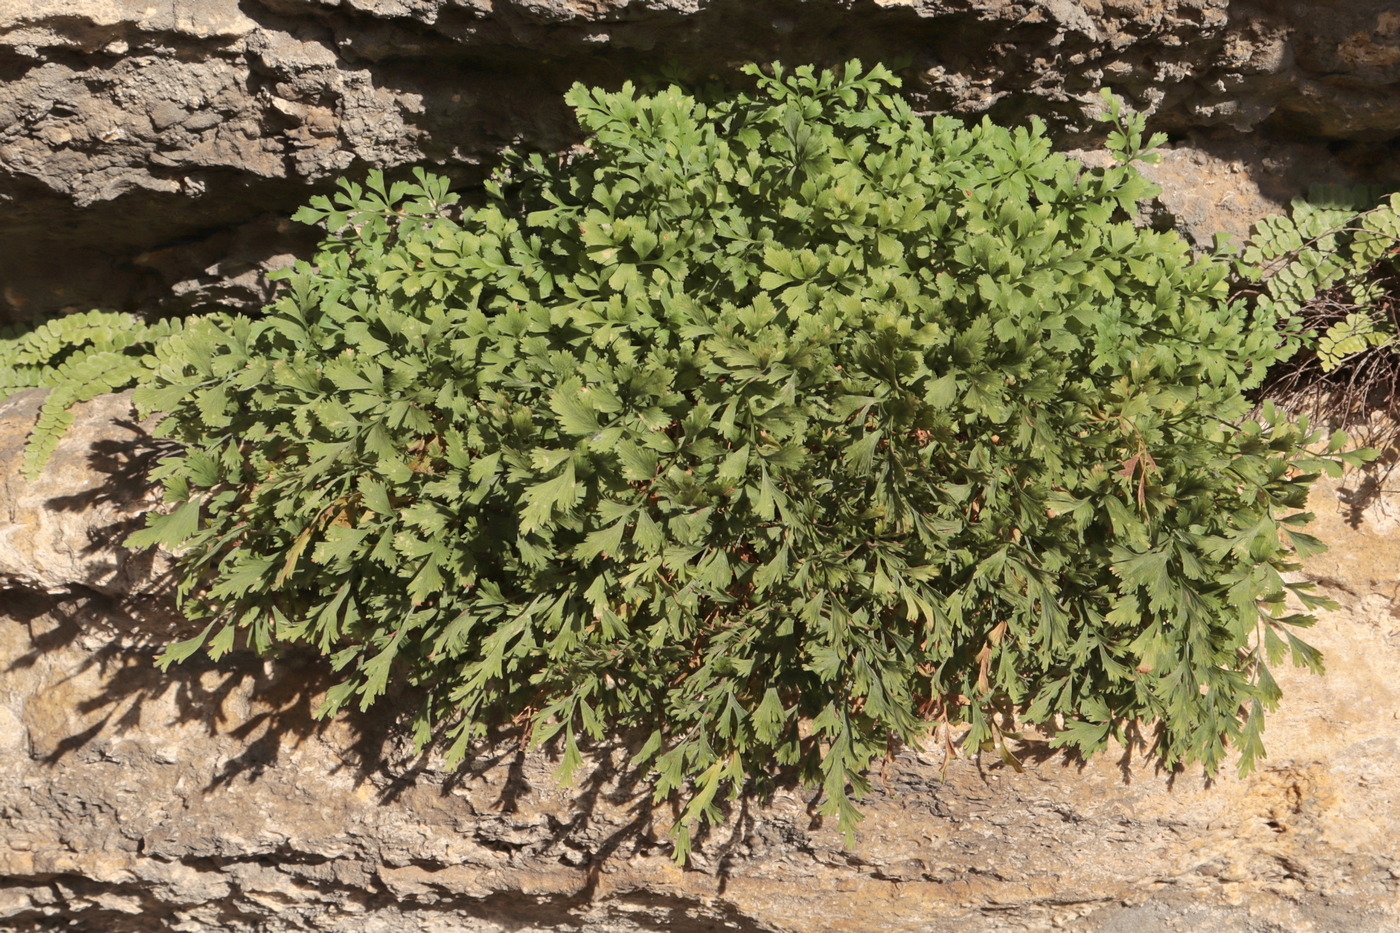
xmin=3 ymin=0 xmax=1400 ymax=321
xmin=0 ymin=390 xmax=170 ymax=599
xmin=3 ymin=400 xmax=1400 ymax=931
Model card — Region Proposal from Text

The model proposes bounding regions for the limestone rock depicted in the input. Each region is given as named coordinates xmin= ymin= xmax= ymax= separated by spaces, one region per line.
xmin=0 ymin=390 xmax=170 ymax=598
xmin=1 ymin=398 xmax=1399 ymax=931
xmin=3 ymin=0 xmax=1400 ymax=321
xmin=1073 ymin=130 xmax=1400 ymax=246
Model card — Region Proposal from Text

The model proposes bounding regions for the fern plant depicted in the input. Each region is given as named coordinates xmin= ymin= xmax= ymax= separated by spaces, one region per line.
xmin=127 ymin=63 xmax=1365 ymax=860
xmin=0 ymin=310 xmax=188 ymax=477
xmin=1240 ymin=186 xmax=1400 ymax=371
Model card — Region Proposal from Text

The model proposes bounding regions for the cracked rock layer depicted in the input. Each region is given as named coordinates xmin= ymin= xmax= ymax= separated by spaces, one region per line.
xmin=3 ymin=0 xmax=1400 ymax=320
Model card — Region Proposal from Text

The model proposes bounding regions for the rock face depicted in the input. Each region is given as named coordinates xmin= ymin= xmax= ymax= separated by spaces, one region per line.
xmin=3 ymin=401 xmax=1400 ymax=931
xmin=0 ymin=390 xmax=170 ymax=599
xmin=6 ymin=3 xmax=1400 ymax=928
xmin=3 ymin=0 xmax=1400 ymax=321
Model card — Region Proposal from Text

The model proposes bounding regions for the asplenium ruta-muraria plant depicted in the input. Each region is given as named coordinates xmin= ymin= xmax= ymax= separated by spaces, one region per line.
xmin=127 ymin=61 xmax=1366 ymax=860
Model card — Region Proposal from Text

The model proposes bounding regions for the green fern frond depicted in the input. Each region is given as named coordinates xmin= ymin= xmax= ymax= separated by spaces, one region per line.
xmin=0 ymin=310 xmax=198 ymax=478
xmin=0 ymin=363 xmax=45 ymax=393
xmin=22 ymin=389 xmax=79 ymax=480
xmin=1242 ymin=187 xmax=1400 ymax=365
xmin=1316 ymin=312 xmax=1392 ymax=371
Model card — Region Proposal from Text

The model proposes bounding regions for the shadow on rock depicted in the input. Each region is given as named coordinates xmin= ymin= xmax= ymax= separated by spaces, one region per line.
xmin=43 ymin=416 xmax=182 ymax=544
xmin=2 ymin=580 xmax=679 ymax=868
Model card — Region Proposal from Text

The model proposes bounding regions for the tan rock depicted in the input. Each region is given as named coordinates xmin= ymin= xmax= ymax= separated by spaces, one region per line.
xmin=0 ymin=390 xmax=170 ymax=598
xmin=0 ymin=0 xmax=257 ymax=46
xmin=1072 ymin=131 xmax=1397 ymax=248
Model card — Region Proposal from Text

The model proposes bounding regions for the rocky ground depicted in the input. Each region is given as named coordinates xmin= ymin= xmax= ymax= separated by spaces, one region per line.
xmin=1 ymin=394 xmax=1398 ymax=932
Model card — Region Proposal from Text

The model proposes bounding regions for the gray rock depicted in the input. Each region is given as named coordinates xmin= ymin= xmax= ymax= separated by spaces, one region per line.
xmin=3 ymin=0 xmax=1400 ymax=321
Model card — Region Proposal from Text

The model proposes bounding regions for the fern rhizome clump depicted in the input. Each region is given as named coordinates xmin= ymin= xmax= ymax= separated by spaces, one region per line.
xmin=125 ymin=62 xmax=1364 ymax=857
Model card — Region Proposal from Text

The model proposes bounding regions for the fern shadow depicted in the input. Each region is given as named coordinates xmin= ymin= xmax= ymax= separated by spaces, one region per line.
xmin=42 ymin=415 xmax=181 ymax=556
xmin=4 ymin=587 xmax=347 ymax=778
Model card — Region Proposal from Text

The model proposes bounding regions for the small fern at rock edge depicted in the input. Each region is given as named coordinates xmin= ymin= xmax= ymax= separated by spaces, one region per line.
xmin=0 ymin=310 xmax=189 ymax=477
xmin=1239 ymin=186 xmax=1400 ymax=372
xmin=1233 ymin=187 xmax=1400 ymax=442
